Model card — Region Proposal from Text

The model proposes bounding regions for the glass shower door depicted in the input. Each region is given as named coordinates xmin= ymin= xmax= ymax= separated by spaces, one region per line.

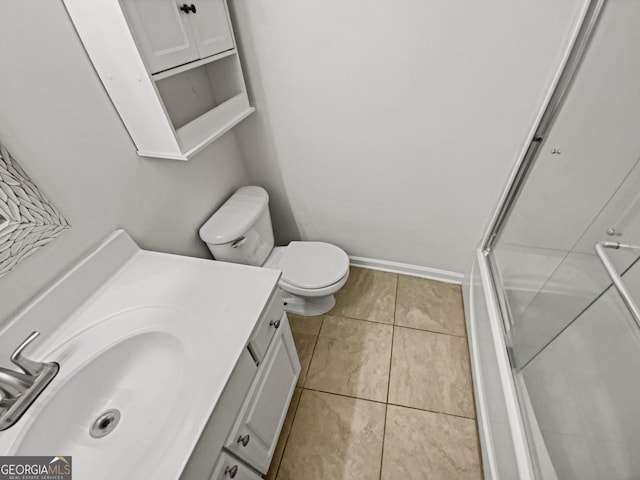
xmin=487 ymin=0 xmax=640 ymax=478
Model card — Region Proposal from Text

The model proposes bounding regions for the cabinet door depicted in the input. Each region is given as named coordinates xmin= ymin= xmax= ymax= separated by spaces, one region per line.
xmin=225 ymin=318 xmax=301 ymax=473
xmin=209 ymin=452 xmax=261 ymax=480
xmin=121 ymin=0 xmax=199 ymax=74
xmin=188 ymin=0 xmax=234 ymax=59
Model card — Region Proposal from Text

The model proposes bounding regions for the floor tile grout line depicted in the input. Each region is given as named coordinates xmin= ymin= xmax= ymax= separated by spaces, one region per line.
xmin=301 ymin=316 xmax=325 ymax=389
xmin=392 ymin=274 xmax=399 ymax=326
xmin=302 ymin=386 xmax=388 ymax=405
xmin=379 ymin=403 xmax=388 ymax=480
xmin=385 ymin=401 xmax=477 ymax=421
xmin=393 ymin=323 xmax=468 ymax=339
xmin=396 ymin=323 xmax=468 ymax=338
xmin=324 ymin=312 xmax=467 ymax=338
xmin=387 ymin=276 xmax=399 ymax=404
xmin=324 ymin=312 xmax=393 ymax=327
xmin=272 ymin=388 xmax=304 ymax=480
xmin=381 ymin=278 xmax=396 ymax=479
xmin=299 ymin=387 xmax=476 ymax=421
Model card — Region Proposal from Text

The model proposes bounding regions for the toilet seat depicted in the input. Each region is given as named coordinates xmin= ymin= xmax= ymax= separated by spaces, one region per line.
xmin=279 ymin=241 xmax=350 ymax=290
xmin=279 ymin=271 xmax=349 ymax=298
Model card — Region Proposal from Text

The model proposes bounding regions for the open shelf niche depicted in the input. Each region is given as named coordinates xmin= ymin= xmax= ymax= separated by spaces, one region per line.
xmin=154 ymin=52 xmax=253 ymax=158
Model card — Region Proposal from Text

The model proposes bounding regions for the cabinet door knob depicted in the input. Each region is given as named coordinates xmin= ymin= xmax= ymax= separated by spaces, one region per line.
xmin=224 ymin=465 xmax=238 ymax=478
xmin=179 ymin=4 xmax=197 ymax=14
xmin=237 ymin=434 xmax=250 ymax=447
xmin=270 ymin=319 xmax=281 ymax=329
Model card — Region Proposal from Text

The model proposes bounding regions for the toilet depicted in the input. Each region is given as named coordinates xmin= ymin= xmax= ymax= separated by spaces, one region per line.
xmin=199 ymin=186 xmax=350 ymax=316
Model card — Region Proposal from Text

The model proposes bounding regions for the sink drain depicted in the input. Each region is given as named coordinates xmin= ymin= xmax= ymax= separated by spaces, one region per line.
xmin=90 ymin=409 xmax=121 ymax=438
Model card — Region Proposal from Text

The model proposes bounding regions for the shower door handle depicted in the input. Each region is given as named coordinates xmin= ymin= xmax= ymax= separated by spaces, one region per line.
xmin=595 ymin=241 xmax=640 ymax=330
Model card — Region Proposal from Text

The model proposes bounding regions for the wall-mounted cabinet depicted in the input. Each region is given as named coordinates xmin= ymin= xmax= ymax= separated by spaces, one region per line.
xmin=121 ymin=0 xmax=234 ymax=75
xmin=63 ymin=0 xmax=254 ymax=161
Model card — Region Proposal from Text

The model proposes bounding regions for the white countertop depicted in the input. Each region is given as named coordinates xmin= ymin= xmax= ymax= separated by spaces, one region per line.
xmin=0 ymin=231 xmax=281 ymax=479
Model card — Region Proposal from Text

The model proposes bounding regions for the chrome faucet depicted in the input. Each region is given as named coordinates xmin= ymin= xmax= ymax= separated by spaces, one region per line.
xmin=0 ymin=331 xmax=59 ymax=430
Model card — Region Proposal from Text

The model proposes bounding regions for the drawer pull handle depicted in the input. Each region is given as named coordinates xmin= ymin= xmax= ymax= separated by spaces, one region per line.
xmin=269 ymin=319 xmax=281 ymax=329
xmin=224 ymin=465 xmax=238 ymax=478
xmin=179 ymin=3 xmax=197 ymax=14
xmin=237 ymin=434 xmax=250 ymax=447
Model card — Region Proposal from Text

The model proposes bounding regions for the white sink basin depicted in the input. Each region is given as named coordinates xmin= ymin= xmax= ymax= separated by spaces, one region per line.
xmin=0 ymin=231 xmax=281 ymax=480
xmin=8 ymin=307 xmax=193 ymax=480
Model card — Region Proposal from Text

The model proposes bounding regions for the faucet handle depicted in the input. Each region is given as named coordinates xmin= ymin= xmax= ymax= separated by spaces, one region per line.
xmin=10 ymin=332 xmax=44 ymax=376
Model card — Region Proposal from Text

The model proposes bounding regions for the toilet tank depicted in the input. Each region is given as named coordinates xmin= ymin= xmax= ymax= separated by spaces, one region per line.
xmin=199 ymin=186 xmax=275 ymax=266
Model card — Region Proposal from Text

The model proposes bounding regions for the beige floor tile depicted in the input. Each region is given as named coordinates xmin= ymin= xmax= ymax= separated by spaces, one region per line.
xmin=330 ymin=267 xmax=397 ymax=324
xmin=305 ymin=316 xmax=393 ymax=402
xmin=389 ymin=327 xmax=475 ymax=418
xmin=288 ymin=314 xmax=323 ymax=387
xmin=395 ymin=276 xmax=466 ymax=336
xmin=265 ymin=388 xmax=302 ymax=480
xmin=381 ymin=405 xmax=482 ymax=480
xmin=277 ymin=390 xmax=385 ymax=480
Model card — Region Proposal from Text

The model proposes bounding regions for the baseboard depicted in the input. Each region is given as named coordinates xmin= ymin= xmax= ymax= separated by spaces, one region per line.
xmin=349 ymin=256 xmax=464 ymax=284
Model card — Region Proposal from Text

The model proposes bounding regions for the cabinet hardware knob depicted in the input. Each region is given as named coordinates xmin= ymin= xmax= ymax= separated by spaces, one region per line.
xmin=179 ymin=3 xmax=197 ymax=14
xmin=270 ymin=319 xmax=281 ymax=329
xmin=237 ymin=434 xmax=250 ymax=447
xmin=224 ymin=465 xmax=238 ymax=478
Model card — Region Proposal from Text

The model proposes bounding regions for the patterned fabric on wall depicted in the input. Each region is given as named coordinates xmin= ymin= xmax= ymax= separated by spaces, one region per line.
xmin=0 ymin=143 xmax=69 ymax=276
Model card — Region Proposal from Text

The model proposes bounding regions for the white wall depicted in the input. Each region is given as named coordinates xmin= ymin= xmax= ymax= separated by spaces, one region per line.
xmin=229 ymin=0 xmax=586 ymax=274
xmin=0 ymin=1 xmax=250 ymax=323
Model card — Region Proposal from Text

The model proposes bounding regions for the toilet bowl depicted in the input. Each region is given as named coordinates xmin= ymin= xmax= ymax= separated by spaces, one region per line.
xmin=263 ymin=242 xmax=349 ymax=316
xmin=199 ymin=186 xmax=349 ymax=316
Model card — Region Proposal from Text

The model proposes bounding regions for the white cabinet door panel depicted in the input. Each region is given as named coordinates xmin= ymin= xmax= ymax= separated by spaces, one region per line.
xmin=188 ymin=0 xmax=234 ymax=59
xmin=225 ymin=318 xmax=301 ymax=473
xmin=121 ymin=0 xmax=199 ymax=73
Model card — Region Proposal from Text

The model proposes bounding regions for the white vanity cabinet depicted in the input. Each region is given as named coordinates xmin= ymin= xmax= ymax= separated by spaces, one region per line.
xmin=120 ymin=0 xmax=234 ymax=74
xmin=180 ymin=290 xmax=301 ymax=480
xmin=63 ymin=0 xmax=253 ymax=161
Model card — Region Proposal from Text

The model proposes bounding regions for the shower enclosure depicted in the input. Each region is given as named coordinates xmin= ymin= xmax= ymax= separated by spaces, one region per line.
xmin=465 ymin=0 xmax=640 ymax=478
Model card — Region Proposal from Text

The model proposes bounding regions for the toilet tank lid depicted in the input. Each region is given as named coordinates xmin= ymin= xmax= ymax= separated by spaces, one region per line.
xmin=199 ymin=186 xmax=269 ymax=245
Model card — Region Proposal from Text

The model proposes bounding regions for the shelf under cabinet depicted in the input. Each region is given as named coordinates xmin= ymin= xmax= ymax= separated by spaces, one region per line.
xmin=176 ymin=93 xmax=254 ymax=159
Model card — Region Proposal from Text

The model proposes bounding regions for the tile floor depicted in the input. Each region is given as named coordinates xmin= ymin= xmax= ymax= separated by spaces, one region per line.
xmin=265 ymin=267 xmax=482 ymax=480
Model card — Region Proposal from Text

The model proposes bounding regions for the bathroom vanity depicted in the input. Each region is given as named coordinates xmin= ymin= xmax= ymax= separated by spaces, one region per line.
xmin=0 ymin=231 xmax=300 ymax=480
xmin=181 ymin=281 xmax=301 ymax=480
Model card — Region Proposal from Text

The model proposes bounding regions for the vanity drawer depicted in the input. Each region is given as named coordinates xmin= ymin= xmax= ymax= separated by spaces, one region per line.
xmin=209 ymin=452 xmax=261 ymax=480
xmin=248 ymin=290 xmax=284 ymax=363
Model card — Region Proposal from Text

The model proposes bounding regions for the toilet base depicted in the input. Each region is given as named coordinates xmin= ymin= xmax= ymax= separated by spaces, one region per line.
xmin=279 ymin=290 xmax=336 ymax=316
